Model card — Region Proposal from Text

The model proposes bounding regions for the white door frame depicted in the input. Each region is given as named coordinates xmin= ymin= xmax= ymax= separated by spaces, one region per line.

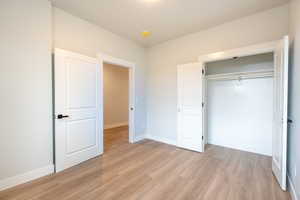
xmin=97 ymin=53 xmax=136 ymax=153
xmin=198 ymin=40 xmax=278 ymax=151
xmin=198 ymin=41 xmax=278 ymax=63
xmin=198 ymin=38 xmax=288 ymax=190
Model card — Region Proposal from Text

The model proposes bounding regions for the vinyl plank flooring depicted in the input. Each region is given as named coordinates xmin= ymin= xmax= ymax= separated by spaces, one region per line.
xmin=0 ymin=127 xmax=291 ymax=200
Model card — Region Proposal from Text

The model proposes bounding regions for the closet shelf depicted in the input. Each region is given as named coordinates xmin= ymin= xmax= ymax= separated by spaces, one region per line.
xmin=205 ymin=70 xmax=274 ymax=81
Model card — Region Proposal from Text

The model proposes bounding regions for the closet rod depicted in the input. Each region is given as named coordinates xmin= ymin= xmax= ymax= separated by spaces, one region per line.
xmin=205 ymin=70 xmax=274 ymax=81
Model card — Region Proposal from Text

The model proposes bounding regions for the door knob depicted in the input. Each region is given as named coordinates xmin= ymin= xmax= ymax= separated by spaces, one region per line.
xmin=57 ymin=114 xmax=69 ymax=119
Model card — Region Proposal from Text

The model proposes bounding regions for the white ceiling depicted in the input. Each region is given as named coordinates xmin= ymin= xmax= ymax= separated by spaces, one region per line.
xmin=51 ymin=0 xmax=289 ymax=47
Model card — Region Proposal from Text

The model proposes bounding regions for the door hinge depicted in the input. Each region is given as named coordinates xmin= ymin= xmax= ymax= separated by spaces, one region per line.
xmin=202 ymin=102 xmax=205 ymax=108
xmin=202 ymin=136 xmax=204 ymax=140
xmin=202 ymin=69 xmax=205 ymax=75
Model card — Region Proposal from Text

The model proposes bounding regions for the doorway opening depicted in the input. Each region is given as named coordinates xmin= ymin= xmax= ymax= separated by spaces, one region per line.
xmin=98 ymin=53 xmax=136 ymax=155
xmin=103 ymin=63 xmax=129 ymax=152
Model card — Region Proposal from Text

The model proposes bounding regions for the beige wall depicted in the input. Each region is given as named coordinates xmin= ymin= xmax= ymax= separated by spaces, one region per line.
xmin=53 ymin=7 xmax=147 ymax=138
xmin=104 ymin=63 xmax=129 ymax=128
xmin=146 ymin=5 xmax=290 ymax=142
xmin=0 ymin=0 xmax=52 ymax=180
xmin=288 ymin=0 xmax=300 ymax=198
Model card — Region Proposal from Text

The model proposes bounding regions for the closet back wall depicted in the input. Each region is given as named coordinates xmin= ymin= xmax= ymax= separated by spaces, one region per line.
xmin=206 ymin=54 xmax=274 ymax=156
xmin=207 ymin=78 xmax=273 ymax=155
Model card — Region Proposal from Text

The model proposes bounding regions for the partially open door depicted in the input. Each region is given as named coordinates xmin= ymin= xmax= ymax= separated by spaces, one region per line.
xmin=272 ymin=36 xmax=289 ymax=190
xmin=177 ymin=63 xmax=204 ymax=152
xmin=54 ymin=49 xmax=102 ymax=172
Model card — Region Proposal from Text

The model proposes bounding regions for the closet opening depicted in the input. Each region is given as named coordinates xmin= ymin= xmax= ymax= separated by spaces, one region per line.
xmin=203 ymin=53 xmax=274 ymax=156
xmin=178 ymin=37 xmax=288 ymax=190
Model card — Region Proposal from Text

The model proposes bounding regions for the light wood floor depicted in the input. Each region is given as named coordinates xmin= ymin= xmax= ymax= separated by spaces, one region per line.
xmin=104 ymin=125 xmax=129 ymax=152
xmin=0 ymin=126 xmax=291 ymax=200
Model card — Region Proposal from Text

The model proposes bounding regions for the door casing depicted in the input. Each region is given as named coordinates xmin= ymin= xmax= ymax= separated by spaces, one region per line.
xmin=97 ymin=53 xmax=136 ymax=155
xmin=196 ymin=37 xmax=289 ymax=191
xmin=54 ymin=49 xmax=136 ymax=172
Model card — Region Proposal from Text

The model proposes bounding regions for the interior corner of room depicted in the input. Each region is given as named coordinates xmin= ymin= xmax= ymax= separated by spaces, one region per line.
xmin=1 ymin=0 xmax=300 ymax=200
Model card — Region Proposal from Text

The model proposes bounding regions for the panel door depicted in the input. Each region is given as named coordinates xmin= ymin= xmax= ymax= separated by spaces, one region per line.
xmin=55 ymin=49 xmax=101 ymax=172
xmin=272 ymin=36 xmax=289 ymax=190
xmin=177 ymin=63 xmax=204 ymax=152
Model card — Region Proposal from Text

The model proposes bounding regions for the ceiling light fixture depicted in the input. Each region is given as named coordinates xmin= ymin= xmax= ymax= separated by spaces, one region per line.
xmin=141 ymin=31 xmax=150 ymax=37
xmin=143 ymin=0 xmax=160 ymax=3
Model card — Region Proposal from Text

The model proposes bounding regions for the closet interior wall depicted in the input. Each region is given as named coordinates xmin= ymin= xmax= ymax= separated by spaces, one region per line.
xmin=205 ymin=53 xmax=274 ymax=156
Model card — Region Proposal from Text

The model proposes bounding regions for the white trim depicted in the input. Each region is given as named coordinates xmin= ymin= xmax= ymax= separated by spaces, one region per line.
xmin=0 ymin=165 xmax=54 ymax=191
xmin=288 ymin=174 xmax=298 ymax=200
xmin=134 ymin=134 xmax=146 ymax=142
xmin=55 ymin=48 xmax=98 ymax=63
xmin=104 ymin=122 xmax=128 ymax=129
xmin=97 ymin=54 xmax=134 ymax=68
xmin=198 ymin=40 xmax=278 ymax=63
xmin=97 ymin=53 xmax=136 ymax=148
xmin=146 ymin=134 xmax=177 ymax=146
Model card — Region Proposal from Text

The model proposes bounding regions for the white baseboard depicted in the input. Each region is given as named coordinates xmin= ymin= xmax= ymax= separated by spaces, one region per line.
xmin=134 ymin=134 xmax=146 ymax=142
xmin=288 ymin=174 xmax=298 ymax=200
xmin=0 ymin=164 xmax=54 ymax=191
xmin=104 ymin=122 xmax=128 ymax=130
xmin=146 ymin=134 xmax=177 ymax=146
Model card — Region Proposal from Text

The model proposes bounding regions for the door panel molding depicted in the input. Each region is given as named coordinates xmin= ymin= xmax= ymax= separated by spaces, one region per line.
xmin=54 ymin=49 xmax=101 ymax=172
xmin=177 ymin=63 xmax=204 ymax=152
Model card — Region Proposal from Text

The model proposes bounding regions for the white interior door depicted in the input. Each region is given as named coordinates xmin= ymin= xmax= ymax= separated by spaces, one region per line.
xmin=272 ymin=36 xmax=289 ymax=190
xmin=177 ymin=63 xmax=204 ymax=152
xmin=55 ymin=49 xmax=101 ymax=172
